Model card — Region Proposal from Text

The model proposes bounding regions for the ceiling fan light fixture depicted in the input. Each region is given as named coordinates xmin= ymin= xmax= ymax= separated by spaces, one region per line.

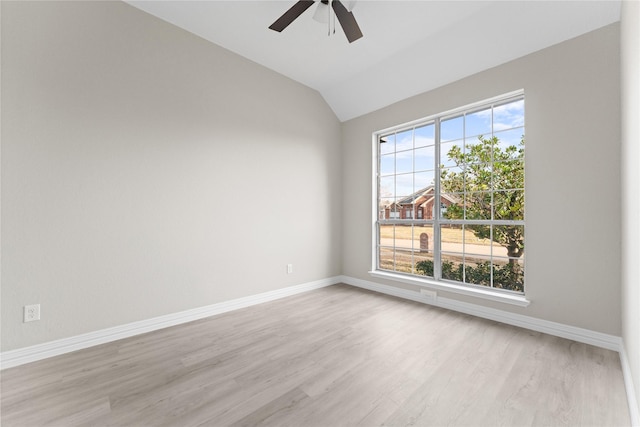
xmin=312 ymin=1 xmax=329 ymax=24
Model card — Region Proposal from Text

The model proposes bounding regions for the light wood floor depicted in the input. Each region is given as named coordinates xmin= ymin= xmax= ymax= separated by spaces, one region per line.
xmin=1 ymin=284 xmax=630 ymax=426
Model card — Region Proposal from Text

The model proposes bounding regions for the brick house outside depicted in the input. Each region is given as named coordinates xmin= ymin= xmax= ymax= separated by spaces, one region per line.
xmin=381 ymin=186 xmax=459 ymax=220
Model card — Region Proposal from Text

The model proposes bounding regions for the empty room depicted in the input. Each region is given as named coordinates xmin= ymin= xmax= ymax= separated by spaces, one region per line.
xmin=1 ymin=0 xmax=639 ymax=425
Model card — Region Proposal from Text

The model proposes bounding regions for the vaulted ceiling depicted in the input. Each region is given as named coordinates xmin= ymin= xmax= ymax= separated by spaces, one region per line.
xmin=126 ymin=1 xmax=621 ymax=121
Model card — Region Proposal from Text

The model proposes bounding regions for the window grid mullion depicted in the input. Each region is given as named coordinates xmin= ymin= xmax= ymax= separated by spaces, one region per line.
xmin=393 ymin=137 xmax=397 ymax=272
xmin=376 ymin=139 xmax=381 ymax=270
xmin=434 ymin=118 xmax=441 ymax=280
xmin=462 ymin=113 xmax=467 ymax=284
xmin=490 ymin=224 xmax=494 ymax=288
xmin=412 ymin=128 xmax=417 ymax=273
xmin=489 ymin=104 xmax=495 ymax=288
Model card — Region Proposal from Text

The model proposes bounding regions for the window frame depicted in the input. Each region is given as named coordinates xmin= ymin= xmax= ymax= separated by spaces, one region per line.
xmin=370 ymin=91 xmax=529 ymax=307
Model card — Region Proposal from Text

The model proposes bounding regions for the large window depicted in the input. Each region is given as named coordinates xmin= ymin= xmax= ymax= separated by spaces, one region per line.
xmin=376 ymin=92 xmax=525 ymax=293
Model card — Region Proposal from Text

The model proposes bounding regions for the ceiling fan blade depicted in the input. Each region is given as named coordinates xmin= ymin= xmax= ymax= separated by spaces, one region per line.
xmin=331 ymin=0 xmax=363 ymax=43
xmin=269 ymin=0 xmax=315 ymax=32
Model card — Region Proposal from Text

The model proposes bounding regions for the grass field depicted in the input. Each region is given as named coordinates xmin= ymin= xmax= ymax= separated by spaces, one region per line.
xmin=379 ymin=224 xmax=492 ymax=245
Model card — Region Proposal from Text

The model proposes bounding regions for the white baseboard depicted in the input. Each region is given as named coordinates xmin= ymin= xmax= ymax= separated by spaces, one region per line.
xmin=0 ymin=277 xmax=341 ymax=370
xmin=620 ymin=343 xmax=640 ymax=427
xmin=339 ymin=275 xmax=623 ymax=351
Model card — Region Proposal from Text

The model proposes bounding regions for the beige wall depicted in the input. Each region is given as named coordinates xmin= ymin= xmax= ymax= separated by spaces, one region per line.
xmin=1 ymin=1 xmax=342 ymax=351
xmin=621 ymin=0 xmax=640 ymax=416
xmin=342 ymin=24 xmax=622 ymax=335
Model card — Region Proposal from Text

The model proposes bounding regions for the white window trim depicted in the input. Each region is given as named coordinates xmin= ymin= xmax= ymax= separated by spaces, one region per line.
xmin=371 ymin=90 xmax=527 ymax=304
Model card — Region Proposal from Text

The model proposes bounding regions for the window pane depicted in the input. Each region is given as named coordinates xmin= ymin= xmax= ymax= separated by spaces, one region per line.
xmin=388 ymin=208 xmax=400 ymax=219
xmin=414 ymin=146 xmax=435 ymax=172
xmin=492 ymin=160 xmax=524 ymax=190
xmin=416 ymin=190 xmax=435 ymax=220
xmin=466 ymin=224 xmax=492 ymax=252
xmin=395 ymin=174 xmax=414 ymax=198
xmin=440 ymin=225 xmax=464 ymax=251
xmin=403 ymin=207 xmax=415 ymax=219
xmin=412 ymin=225 xmax=434 ymax=251
xmin=464 ymin=163 xmax=492 ymax=192
xmin=382 ymin=224 xmax=413 ymax=273
xmin=396 ymin=129 xmax=414 ymax=152
xmin=463 ymin=254 xmax=492 ymax=287
xmin=380 ymin=199 xmax=401 ymax=220
xmin=441 ymin=252 xmax=463 ymax=282
xmin=492 ymin=257 xmax=524 ymax=292
xmin=493 ymin=128 xmax=524 ymax=158
xmin=493 ymin=99 xmax=524 ymax=131
xmin=490 ymin=238 xmax=509 ymax=258
xmin=465 ymin=107 xmax=492 ymax=138
xmin=464 ymin=192 xmax=492 ymax=220
xmin=441 ymin=115 xmax=464 ymax=142
xmin=439 ymin=194 xmax=463 ymax=220
xmin=380 ymin=134 xmax=395 ymax=155
xmin=414 ymin=253 xmax=434 ymax=277
xmin=440 ymin=167 xmax=464 ymax=194
xmin=393 ymin=249 xmax=414 ymax=274
xmin=414 ymin=171 xmax=435 ymax=193
xmin=379 ymin=199 xmax=390 ymax=220
xmin=493 ymin=190 xmax=524 ymax=221
xmin=395 ymin=150 xmax=413 ymax=175
xmin=440 ymin=140 xmax=463 ymax=168
xmin=465 ymin=136 xmax=494 ymax=166
xmin=378 ymin=246 xmax=395 ymax=271
xmin=393 ymin=224 xmax=414 ymax=250
xmin=493 ymin=226 xmax=525 ymax=258
xmin=415 ymin=123 xmax=435 ymax=148
xmin=380 ymin=176 xmax=395 ymax=199
xmin=379 ymin=223 xmax=394 ymax=238
xmin=380 ymin=154 xmax=395 ymax=176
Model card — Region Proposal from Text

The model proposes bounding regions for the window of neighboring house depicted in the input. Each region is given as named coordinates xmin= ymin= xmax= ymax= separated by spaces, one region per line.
xmin=375 ymin=92 xmax=525 ymax=294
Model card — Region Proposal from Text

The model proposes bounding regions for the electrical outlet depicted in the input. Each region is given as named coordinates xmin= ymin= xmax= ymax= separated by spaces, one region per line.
xmin=420 ymin=289 xmax=437 ymax=300
xmin=24 ymin=304 xmax=40 ymax=322
xmin=287 ymin=264 xmax=293 ymax=274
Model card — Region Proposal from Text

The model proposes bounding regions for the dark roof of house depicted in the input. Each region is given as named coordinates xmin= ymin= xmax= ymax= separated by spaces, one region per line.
xmin=388 ymin=185 xmax=460 ymax=207
xmin=396 ymin=186 xmax=434 ymax=205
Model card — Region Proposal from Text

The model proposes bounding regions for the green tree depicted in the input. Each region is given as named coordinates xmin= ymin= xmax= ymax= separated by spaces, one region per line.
xmin=440 ymin=135 xmax=524 ymax=290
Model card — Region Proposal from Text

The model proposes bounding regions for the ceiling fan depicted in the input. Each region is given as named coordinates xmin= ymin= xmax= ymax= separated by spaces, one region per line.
xmin=269 ymin=0 xmax=363 ymax=43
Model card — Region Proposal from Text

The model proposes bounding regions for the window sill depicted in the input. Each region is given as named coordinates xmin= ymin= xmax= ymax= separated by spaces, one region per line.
xmin=368 ymin=270 xmax=531 ymax=307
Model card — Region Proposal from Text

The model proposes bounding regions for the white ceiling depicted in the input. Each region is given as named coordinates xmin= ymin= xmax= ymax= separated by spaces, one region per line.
xmin=126 ymin=0 xmax=621 ymax=121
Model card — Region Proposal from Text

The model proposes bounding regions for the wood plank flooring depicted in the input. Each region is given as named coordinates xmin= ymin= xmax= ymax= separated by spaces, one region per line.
xmin=0 ymin=284 xmax=631 ymax=426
